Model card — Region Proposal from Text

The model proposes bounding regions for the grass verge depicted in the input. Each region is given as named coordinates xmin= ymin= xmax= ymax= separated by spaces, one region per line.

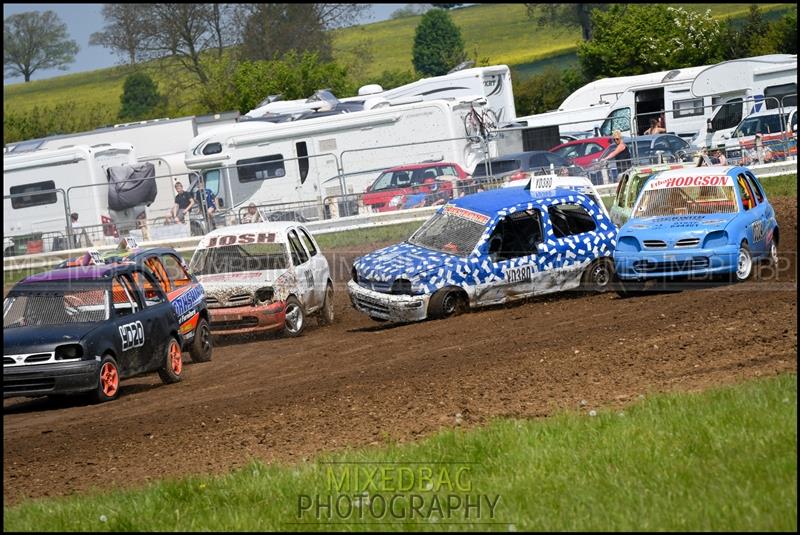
xmin=3 ymin=374 xmax=796 ymax=531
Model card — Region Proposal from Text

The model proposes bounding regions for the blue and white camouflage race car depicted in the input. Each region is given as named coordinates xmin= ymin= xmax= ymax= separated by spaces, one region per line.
xmin=348 ymin=184 xmax=617 ymax=322
xmin=614 ymin=165 xmax=779 ymax=291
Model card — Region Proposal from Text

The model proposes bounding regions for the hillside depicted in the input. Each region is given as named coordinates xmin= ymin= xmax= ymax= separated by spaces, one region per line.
xmin=2 ymin=4 xmax=791 ymax=131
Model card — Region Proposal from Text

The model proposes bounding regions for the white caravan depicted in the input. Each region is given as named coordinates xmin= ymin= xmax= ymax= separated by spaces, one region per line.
xmin=691 ymin=54 xmax=797 ymax=148
xmin=185 ymin=97 xmax=499 ymax=215
xmin=3 ymin=144 xmax=137 ymax=248
xmin=597 ymin=54 xmax=797 ymax=141
xmin=245 ymin=65 xmax=517 ymax=125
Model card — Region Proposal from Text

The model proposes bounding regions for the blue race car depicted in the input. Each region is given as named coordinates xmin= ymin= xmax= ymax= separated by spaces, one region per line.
xmin=3 ymin=263 xmax=186 ymax=402
xmin=348 ymin=185 xmax=617 ymax=322
xmin=613 ymin=165 xmax=779 ymax=292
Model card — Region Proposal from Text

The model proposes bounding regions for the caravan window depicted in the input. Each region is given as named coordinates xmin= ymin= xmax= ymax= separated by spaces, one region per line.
xmin=710 ymin=98 xmax=743 ymax=132
xmin=674 ymin=98 xmax=704 ymax=118
xmin=764 ymin=83 xmax=797 ymax=109
xmin=237 ymin=154 xmax=286 ymax=183
xmin=9 ymin=180 xmax=58 ymax=209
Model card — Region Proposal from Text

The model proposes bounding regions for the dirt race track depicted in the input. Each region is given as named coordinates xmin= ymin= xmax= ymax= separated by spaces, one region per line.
xmin=3 ymin=198 xmax=797 ymax=505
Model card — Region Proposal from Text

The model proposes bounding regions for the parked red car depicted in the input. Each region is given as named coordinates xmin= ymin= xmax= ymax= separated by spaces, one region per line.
xmin=361 ymin=162 xmax=471 ymax=212
xmin=550 ymin=137 xmax=613 ymax=169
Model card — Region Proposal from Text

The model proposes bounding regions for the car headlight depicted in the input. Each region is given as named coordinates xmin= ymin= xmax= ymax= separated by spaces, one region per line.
xmin=615 ymin=236 xmax=641 ymax=252
xmin=255 ymin=287 xmax=274 ymax=303
xmin=703 ymin=231 xmax=729 ymax=249
xmin=55 ymin=344 xmax=83 ymax=360
xmin=388 ymin=195 xmax=405 ymax=207
xmin=351 ymin=266 xmax=359 ymax=284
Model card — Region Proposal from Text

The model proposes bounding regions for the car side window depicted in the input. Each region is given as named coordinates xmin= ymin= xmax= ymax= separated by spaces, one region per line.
xmin=132 ymin=270 xmax=166 ymax=306
xmin=111 ymin=275 xmax=140 ymax=317
xmin=529 ymin=154 xmax=548 ymax=169
xmin=744 ymin=172 xmax=765 ymax=204
xmin=162 ymin=254 xmax=192 ymax=289
xmin=585 ymin=143 xmax=603 ymax=155
xmin=548 ymin=203 xmax=597 ymax=238
xmin=298 ymin=228 xmax=318 ymax=257
xmin=143 ymin=256 xmax=172 ymax=294
xmin=737 ymin=174 xmax=756 ymax=211
xmin=287 ymin=230 xmax=309 ymax=265
xmin=487 ymin=210 xmax=543 ymax=261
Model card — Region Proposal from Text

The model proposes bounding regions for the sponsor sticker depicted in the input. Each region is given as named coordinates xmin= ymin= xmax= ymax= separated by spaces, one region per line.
xmin=119 ymin=320 xmax=145 ymax=351
xmin=645 ymin=175 xmax=732 ymax=190
xmin=444 ymin=205 xmax=490 ymax=225
xmin=207 ymin=233 xmax=277 ymax=248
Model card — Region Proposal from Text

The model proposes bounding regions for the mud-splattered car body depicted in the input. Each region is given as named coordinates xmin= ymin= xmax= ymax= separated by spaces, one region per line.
xmin=348 ymin=185 xmax=617 ymax=322
xmin=3 ymin=263 xmax=183 ymax=400
xmin=189 ymin=222 xmax=332 ymax=336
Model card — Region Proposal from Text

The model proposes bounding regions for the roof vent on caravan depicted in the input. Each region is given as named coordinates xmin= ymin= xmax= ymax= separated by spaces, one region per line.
xmin=358 ymin=84 xmax=384 ymax=96
xmin=662 ymin=70 xmax=681 ymax=82
xmin=363 ymin=97 xmax=390 ymax=110
xmin=448 ymin=60 xmax=476 ymax=74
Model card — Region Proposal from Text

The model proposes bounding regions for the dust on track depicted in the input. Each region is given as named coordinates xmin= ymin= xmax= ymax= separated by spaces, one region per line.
xmin=3 ymin=197 xmax=797 ymax=505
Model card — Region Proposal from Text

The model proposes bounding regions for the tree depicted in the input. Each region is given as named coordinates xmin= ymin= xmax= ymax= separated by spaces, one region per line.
xmin=770 ymin=7 xmax=797 ymax=54
xmin=513 ymin=66 xmax=586 ymax=116
xmin=241 ymin=4 xmax=331 ymax=61
xmin=89 ymin=4 xmax=149 ymax=65
xmin=412 ymin=8 xmax=466 ymax=76
xmin=720 ymin=5 xmax=772 ymax=60
xmin=577 ymin=5 xmax=724 ymax=80
xmin=525 ymin=3 xmax=607 ymax=41
xmin=118 ymin=72 xmax=166 ymax=121
xmin=4 ymin=10 xmax=79 ymax=82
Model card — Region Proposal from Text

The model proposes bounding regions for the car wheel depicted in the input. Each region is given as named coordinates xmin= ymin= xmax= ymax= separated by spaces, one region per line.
xmin=283 ymin=296 xmax=306 ymax=337
xmin=428 ymin=288 xmax=467 ymax=320
xmin=732 ymin=242 xmax=753 ymax=282
xmin=768 ymin=240 xmax=779 ymax=266
xmin=93 ymin=354 xmax=120 ymax=403
xmin=158 ymin=337 xmax=183 ymax=384
xmin=317 ymin=283 xmax=335 ymax=326
xmin=582 ymin=258 xmax=614 ymax=293
xmin=189 ymin=318 xmax=213 ymax=363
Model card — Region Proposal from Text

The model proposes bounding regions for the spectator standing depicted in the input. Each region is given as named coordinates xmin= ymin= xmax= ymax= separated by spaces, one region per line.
xmin=171 ymin=181 xmax=195 ymax=223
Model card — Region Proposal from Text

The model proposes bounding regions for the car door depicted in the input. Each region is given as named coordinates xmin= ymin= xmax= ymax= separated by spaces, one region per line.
xmin=111 ymin=273 xmax=165 ymax=377
xmin=297 ymin=226 xmax=329 ymax=307
xmin=477 ymin=209 xmax=545 ymax=305
xmin=742 ymin=171 xmax=769 ymax=256
xmin=541 ymin=201 xmax=603 ymax=291
xmin=286 ymin=227 xmax=316 ymax=309
xmin=734 ymin=172 xmax=765 ymax=255
xmin=129 ymin=268 xmax=175 ymax=372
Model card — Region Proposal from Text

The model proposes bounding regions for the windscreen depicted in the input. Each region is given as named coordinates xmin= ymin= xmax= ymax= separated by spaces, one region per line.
xmin=190 ymin=243 xmax=289 ymax=276
xmin=472 ymin=159 xmax=521 ymax=178
xmin=408 ymin=206 xmax=489 ymax=256
xmin=634 ymin=184 xmax=738 ymax=218
xmin=734 ymin=113 xmax=788 ymax=137
xmin=3 ymin=288 xmax=109 ymax=328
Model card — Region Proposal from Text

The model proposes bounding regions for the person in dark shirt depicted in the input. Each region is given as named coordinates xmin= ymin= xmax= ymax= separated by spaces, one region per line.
xmin=602 ymin=130 xmax=632 ymax=174
xmin=170 ymin=181 xmax=195 ymax=223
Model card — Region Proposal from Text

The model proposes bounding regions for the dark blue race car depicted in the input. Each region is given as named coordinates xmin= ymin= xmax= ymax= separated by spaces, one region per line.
xmin=3 ymin=263 xmax=186 ymax=402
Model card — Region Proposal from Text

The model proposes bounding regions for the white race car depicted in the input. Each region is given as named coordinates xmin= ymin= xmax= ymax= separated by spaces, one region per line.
xmin=189 ymin=222 xmax=333 ymax=337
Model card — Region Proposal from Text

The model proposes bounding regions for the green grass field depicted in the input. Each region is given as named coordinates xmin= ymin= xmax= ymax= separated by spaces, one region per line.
xmin=4 ymin=374 xmax=796 ymax=531
xmin=3 ymin=3 xmax=790 ymax=122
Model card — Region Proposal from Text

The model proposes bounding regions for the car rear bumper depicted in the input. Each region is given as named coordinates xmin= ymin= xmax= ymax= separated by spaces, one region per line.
xmin=614 ymin=245 xmax=738 ymax=280
xmin=3 ymin=360 xmax=99 ymax=398
xmin=208 ymin=301 xmax=286 ymax=335
xmin=347 ymin=280 xmax=429 ymax=322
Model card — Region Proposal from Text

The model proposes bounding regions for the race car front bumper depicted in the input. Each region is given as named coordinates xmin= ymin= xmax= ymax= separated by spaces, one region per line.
xmin=347 ymin=280 xmax=430 ymax=322
xmin=208 ymin=301 xmax=287 ymax=335
xmin=3 ymin=360 xmax=99 ymax=398
xmin=615 ymin=244 xmax=739 ymax=280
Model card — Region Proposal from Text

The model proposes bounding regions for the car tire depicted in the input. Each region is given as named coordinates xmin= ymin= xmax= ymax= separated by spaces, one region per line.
xmin=93 ymin=354 xmax=121 ymax=403
xmin=731 ymin=242 xmax=753 ymax=282
xmin=582 ymin=258 xmax=614 ymax=293
xmin=282 ymin=296 xmax=306 ymax=337
xmin=768 ymin=239 xmax=779 ymax=267
xmin=158 ymin=337 xmax=183 ymax=384
xmin=317 ymin=283 xmax=335 ymax=326
xmin=188 ymin=318 xmax=213 ymax=363
xmin=428 ymin=288 xmax=467 ymax=320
